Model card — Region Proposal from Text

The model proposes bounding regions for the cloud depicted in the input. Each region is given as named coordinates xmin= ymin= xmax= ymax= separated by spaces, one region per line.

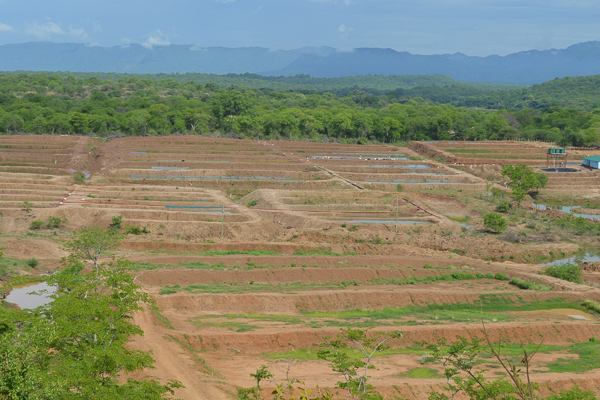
xmin=69 ymin=27 xmax=89 ymax=40
xmin=25 ymin=21 xmax=64 ymax=40
xmin=92 ymin=21 xmax=102 ymax=33
xmin=214 ymin=0 xmax=236 ymax=3
xmin=142 ymin=30 xmax=171 ymax=49
xmin=0 ymin=22 xmax=12 ymax=32
xmin=337 ymin=24 xmax=353 ymax=39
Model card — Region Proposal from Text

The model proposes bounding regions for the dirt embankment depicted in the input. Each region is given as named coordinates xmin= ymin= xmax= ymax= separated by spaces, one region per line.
xmin=166 ymin=321 xmax=600 ymax=354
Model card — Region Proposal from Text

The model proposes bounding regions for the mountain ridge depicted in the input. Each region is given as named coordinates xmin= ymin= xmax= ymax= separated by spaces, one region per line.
xmin=1 ymin=41 xmax=600 ymax=84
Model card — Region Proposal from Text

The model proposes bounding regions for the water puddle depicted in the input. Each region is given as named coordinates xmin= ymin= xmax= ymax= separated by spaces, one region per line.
xmin=458 ymin=222 xmax=473 ymax=230
xmin=533 ymin=203 xmax=600 ymax=221
xmin=540 ymin=251 xmax=600 ymax=266
xmin=150 ymin=166 xmax=189 ymax=171
xmin=339 ymin=164 xmax=432 ymax=169
xmin=5 ymin=281 xmax=56 ymax=309
xmin=312 ymin=156 xmax=409 ymax=161
xmin=130 ymin=151 xmax=147 ymax=154
xmin=332 ymin=152 xmax=406 ymax=157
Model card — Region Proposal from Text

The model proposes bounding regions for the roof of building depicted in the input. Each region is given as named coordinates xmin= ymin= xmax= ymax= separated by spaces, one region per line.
xmin=583 ymin=155 xmax=600 ymax=162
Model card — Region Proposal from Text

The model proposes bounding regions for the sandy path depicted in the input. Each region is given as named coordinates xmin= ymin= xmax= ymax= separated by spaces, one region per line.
xmin=131 ymin=309 xmax=230 ymax=400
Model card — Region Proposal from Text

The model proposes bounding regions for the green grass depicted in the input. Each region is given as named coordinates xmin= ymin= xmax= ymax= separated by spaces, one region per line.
xmin=544 ymin=341 xmax=600 ymax=373
xmin=151 ymin=308 xmax=175 ymax=330
xmin=158 ymin=273 xmax=507 ymax=296
xmin=194 ymin=297 xmax=587 ymax=332
xmin=160 ymin=281 xmax=355 ymax=294
xmin=166 ymin=334 xmax=222 ymax=377
xmin=399 ymin=367 xmax=440 ymax=379
xmin=446 ymin=149 xmax=493 ymax=154
xmin=195 ymin=250 xmax=280 ymax=256
xmin=293 ymin=251 xmax=358 ymax=256
xmin=189 ymin=320 xmax=260 ymax=332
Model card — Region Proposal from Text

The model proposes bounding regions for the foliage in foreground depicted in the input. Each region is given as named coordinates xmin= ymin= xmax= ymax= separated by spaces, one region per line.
xmin=0 ymin=228 xmax=181 ymax=399
xmin=238 ymin=326 xmax=599 ymax=400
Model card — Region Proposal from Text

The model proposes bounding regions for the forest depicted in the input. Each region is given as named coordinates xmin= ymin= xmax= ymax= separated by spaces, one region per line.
xmin=0 ymin=72 xmax=599 ymax=146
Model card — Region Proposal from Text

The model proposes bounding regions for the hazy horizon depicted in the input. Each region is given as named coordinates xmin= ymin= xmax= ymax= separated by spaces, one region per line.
xmin=0 ymin=0 xmax=598 ymax=57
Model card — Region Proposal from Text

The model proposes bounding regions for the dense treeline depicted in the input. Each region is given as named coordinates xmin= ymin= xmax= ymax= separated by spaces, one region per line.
xmin=0 ymin=72 xmax=599 ymax=146
xmin=0 ymin=71 xmax=515 ymax=94
xmin=391 ymin=75 xmax=600 ymax=111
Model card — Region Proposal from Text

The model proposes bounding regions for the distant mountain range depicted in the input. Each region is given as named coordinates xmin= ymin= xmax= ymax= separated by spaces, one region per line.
xmin=2 ymin=41 xmax=600 ymax=84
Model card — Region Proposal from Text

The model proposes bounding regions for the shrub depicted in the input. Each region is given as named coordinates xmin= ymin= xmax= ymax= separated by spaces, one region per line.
xmin=126 ymin=226 xmax=142 ymax=235
xmin=483 ymin=212 xmax=507 ymax=233
xmin=46 ymin=216 xmax=66 ymax=229
xmin=29 ymin=220 xmax=44 ymax=230
xmin=245 ymin=199 xmax=258 ymax=208
xmin=494 ymin=273 xmax=511 ymax=281
xmin=497 ymin=201 xmax=510 ymax=212
xmin=543 ymin=264 xmax=582 ymax=283
xmin=510 ymin=278 xmax=533 ymax=289
xmin=110 ymin=216 xmax=123 ymax=231
xmin=26 ymin=258 xmax=39 ymax=268
xmin=582 ymin=300 xmax=600 ymax=314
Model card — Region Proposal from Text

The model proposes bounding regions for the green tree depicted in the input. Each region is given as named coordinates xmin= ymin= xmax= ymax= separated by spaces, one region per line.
xmin=317 ymin=328 xmax=402 ymax=400
xmin=483 ymin=212 xmax=507 ymax=233
xmin=62 ymin=227 xmax=123 ymax=273
xmin=0 ymin=257 xmax=182 ymax=399
xmin=501 ymin=164 xmax=548 ymax=205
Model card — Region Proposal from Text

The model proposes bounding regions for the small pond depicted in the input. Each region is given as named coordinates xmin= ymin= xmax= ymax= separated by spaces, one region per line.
xmin=539 ymin=251 xmax=600 ymax=267
xmin=5 ymin=282 xmax=56 ymax=309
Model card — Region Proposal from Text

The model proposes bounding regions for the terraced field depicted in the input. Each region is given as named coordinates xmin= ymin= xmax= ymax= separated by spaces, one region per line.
xmin=2 ymin=135 xmax=600 ymax=399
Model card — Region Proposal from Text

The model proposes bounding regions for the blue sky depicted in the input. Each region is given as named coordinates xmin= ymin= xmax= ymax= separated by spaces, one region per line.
xmin=0 ymin=0 xmax=598 ymax=56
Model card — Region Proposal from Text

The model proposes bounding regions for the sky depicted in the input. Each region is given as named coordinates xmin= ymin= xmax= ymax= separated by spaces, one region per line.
xmin=0 ymin=0 xmax=598 ymax=56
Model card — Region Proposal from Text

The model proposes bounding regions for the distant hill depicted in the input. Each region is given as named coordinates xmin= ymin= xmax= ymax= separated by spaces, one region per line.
xmin=2 ymin=41 xmax=600 ymax=84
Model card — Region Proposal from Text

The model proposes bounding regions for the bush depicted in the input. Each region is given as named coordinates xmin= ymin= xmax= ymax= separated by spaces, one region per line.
xmin=494 ymin=273 xmax=511 ymax=281
xmin=110 ymin=216 xmax=123 ymax=231
xmin=483 ymin=212 xmax=507 ymax=233
xmin=26 ymin=258 xmax=39 ymax=268
xmin=245 ymin=199 xmax=258 ymax=208
xmin=497 ymin=201 xmax=510 ymax=212
xmin=510 ymin=278 xmax=533 ymax=289
xmin=46 ymin=216 xmax=66 ymax=229
xmin=543 ymin=264 xmax=582 ymax=283
xmin=29 ymin=220 xmax=44 ymax=230
xmin=582 ymin=300 xmax=600 ymax=314
xmin=125 ymin=226 xmax=142 ymax=235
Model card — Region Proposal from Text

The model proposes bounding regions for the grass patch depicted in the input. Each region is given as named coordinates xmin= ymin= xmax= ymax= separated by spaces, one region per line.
xmin=292 ymin=251 xmax=357 ymax=256
xmin=545 ymin=341 xmax=600 ymax=373
xmin=189 ymin=320 xmax=260 ymax=332
xmin=509 ymin=278 xmax=551 ymax=291
xmin=151 ymin=308 xmax=175 ymax=330
xmin=195 ymin=250 xmax=280 ymax=256
xmin=160 ymin=281 xmax=355 ymax=294
xmin=399 ymin=367 xmax=440 ymax=379
xmin=166 ymin=334 xmax=222 ymax=377
xmin=446 ymin=149 xmax=493 ymax=154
